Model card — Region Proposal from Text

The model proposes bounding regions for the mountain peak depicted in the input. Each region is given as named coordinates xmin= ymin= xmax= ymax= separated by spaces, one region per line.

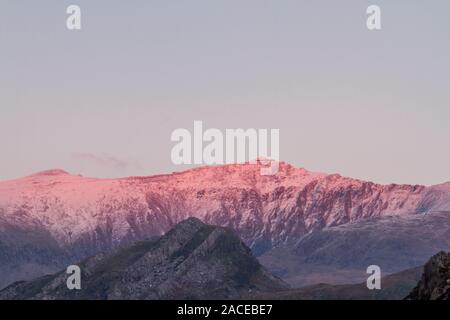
xmin=173 ymin=217 xmax=205 ymax=229
xmin=0 ymin=219 xmax=287 ymax=300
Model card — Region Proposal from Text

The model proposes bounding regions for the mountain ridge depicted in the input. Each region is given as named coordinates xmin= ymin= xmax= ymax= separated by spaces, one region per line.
xmin=0 ymin=217 xmax=288 ymax=300
xmin=1 ymin=161 xmax=450 ymax=289
xmin=11 ymin=162 xmax=450 ymax=187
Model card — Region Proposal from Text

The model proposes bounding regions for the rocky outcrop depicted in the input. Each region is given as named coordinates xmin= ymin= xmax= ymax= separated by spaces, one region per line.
xmin=406 ymin=251 xmax=450 ymax=300
xmin=0 ymin=218 xmax=288 ymax=300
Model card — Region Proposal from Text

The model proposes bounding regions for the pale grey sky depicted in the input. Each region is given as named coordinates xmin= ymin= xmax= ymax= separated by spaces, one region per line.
xmin=1 ymin=0 xmax=450 ymax=185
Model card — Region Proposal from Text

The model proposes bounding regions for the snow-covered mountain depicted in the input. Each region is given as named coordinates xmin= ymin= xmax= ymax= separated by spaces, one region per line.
xmin=1 ymin=162 xmax=450 ymax=289
xmin=1 ymin=162 xmax=450 ymax=254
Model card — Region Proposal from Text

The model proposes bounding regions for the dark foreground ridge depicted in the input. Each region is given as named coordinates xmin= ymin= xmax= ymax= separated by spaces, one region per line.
xmin=0 ymin=218 xmax=288 ymax=300
xmin=406 ymin=251 xmax=450 ymax=300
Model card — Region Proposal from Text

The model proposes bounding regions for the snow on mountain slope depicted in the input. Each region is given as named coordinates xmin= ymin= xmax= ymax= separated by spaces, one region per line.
xmin=1 ymin=162 xmax=448 ymax=255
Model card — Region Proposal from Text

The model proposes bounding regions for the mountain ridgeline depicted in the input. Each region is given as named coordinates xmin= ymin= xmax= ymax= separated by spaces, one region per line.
xmin=1 ymin=162 xmax=450 ymax=290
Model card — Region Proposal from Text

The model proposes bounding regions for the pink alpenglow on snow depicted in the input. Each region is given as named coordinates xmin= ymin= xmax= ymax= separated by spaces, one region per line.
xmin=1 ymin=162 xmax=449 ymax=250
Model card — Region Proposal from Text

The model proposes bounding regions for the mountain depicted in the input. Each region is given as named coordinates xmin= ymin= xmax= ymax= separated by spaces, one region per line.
xmin=406 ymin=251 xmax=450 ymax=300
xmin=259 ymin=210 xmax=450 ymax=287
xmin=1 ymin=162 xmax=450 ymax=289
xmin=0 ymin=218 xmax=72 ymax=292
xmin=0 ymin=218 xmax=287 ymax=300
xmin=250 ymin=265 xmax=423 ymax=300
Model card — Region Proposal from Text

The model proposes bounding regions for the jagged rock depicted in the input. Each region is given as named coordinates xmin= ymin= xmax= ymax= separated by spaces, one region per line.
xmin=406 ymin=251 xmax=450 ymax=300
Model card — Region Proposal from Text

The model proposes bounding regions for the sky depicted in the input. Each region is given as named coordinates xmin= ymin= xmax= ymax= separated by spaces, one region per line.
xmin=1 ymin=0 xmax=450 ymax=185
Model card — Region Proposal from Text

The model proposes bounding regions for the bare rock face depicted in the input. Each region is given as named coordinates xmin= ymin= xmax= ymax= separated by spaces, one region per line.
xmin=0 ymin=218 xmax=288 ymax=300
xmin=406 ymin=251 xmax=450 ymax=300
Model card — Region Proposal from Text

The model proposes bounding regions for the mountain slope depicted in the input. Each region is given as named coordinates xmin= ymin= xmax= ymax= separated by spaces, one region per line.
xmin=1 ymin=163 xmax=447 ymax=250
xmin=259 ymin=211 xmax=450 ymax=287
xmin=1 ymin=162 xmax=450 ymax=289
xmin=0 ymin=218 xmax=288 ymax=300
xmin=0 ymin=217 xmax=72 ymax=290
xmin=251 ymin=265 xmax=423 ymax=300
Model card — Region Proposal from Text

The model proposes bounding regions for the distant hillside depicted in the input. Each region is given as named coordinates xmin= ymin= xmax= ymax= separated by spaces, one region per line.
xmin=250 ymin=266 xmax=423 ymax=300
xmin=259 ymin=211 xmax=450 ymax=287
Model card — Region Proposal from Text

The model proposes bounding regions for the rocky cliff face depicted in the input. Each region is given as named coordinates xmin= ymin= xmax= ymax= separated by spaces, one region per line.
xmin=406 ymin=251 xmax=450 ymax=300
xmin=0 ymin=218 xmax=288 ymax=300
xmin=1 ymin=162 xmax=449 ymax=289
